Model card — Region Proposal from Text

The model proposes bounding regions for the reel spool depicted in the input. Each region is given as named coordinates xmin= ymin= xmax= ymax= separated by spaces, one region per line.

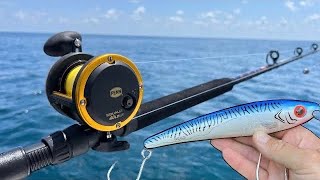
xmin=44 ymin=31 xmax=143 ymax=132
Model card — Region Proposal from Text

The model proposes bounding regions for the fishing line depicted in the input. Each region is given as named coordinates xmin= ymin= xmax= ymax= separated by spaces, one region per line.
xmin=256 ymin=153 xmax=262 ymax=180
xmin=256 ymin=153 xmax=288 ymax=180
xmin=136 ymin=149 xmax=152 ymax=180
xmin=285 ymin=168 xmax=288 ymax=180
xmin=132 ymin=51 xmax=312 ymax=122
xmin=107 ymin=161 xmax=118 ymax=180
xmin=134 ymin=49 xmax=295 ymax=64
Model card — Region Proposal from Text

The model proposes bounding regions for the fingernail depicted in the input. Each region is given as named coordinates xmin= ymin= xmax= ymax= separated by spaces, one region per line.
xmin=255 ymin=131 xmax=270 ymax=144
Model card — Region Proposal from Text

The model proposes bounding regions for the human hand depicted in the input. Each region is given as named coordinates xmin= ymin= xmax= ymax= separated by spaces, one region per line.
xmin=211 ymin=126 xmax=320 ymax=180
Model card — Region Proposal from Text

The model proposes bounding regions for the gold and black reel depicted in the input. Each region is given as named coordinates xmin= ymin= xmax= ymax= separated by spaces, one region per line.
xmin=44 ymin=31 xmax=143 ymax=132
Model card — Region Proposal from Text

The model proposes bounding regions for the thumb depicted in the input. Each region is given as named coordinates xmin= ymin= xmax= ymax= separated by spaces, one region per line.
xmin=253 ymin=131 xmax=308 ymax=170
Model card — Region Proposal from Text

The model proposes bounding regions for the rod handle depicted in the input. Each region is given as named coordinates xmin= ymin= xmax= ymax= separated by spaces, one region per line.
xmin=0 ymin=142 xmax=52 ymax=180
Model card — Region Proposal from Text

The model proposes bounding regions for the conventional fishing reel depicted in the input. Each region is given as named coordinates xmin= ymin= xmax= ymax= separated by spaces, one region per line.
xmin=44 ymin=32 xmax=143 ymax=142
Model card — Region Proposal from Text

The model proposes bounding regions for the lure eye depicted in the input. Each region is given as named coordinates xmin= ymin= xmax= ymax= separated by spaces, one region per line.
xmin=294 ymin=105 xmax=307 ymax=118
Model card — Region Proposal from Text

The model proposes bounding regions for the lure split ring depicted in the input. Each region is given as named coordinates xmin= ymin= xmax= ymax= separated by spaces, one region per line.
xmin=141 ymin=149 xmax=152 ymax=159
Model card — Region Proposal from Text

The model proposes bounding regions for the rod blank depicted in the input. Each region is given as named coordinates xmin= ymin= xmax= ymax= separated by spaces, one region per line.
xmin=119 ymin=49 xmax=319 ymax=136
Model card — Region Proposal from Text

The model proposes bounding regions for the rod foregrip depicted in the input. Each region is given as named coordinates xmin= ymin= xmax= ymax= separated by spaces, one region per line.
xmin=0 ymin=142 xmax=52 ymax=180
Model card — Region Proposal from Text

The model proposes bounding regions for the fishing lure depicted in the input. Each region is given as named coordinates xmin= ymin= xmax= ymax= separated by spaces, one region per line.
xmin=144 ymin=99 xmax=320 ymax=149
xmin=142 ymin=99 xmax=319 ymax=180
xmin=107 ymin=100 xmax=319 ymax=180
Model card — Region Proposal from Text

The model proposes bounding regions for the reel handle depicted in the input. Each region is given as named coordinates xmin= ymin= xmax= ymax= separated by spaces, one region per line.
xmin=44 ymin=31 xmax=82 ymax=57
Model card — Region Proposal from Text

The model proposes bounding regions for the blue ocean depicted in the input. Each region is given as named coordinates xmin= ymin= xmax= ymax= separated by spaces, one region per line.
xmin=0 ymin=32 xmax=319 ymax=180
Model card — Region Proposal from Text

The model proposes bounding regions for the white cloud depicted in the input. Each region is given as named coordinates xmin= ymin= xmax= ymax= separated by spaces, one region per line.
xmin=299 ymin=0 xmax=314 ymax=6
xmin=13 ymin=10 xmax=48 ymax=24
xmin=305 ymin=13 xmax=320 ymax=22
xmin=280 ymin=17 xmax=288 ymax=26
xmin=193 ymin=20 xmax=208 ymax=26
xmin=58 ymin=17 xmax=69 ymax=24
xmin=210 ymin=18 xmax=220 ymax=24
xmin=226 ymin=14 xmax=234 ymax=20
xmin=200 ymin=11 xmax=217 ymax=19
xmin=300 ymin=1 xmax=307 ymax=6
xmin=129 ymin=0 xmax=140 ymax=3
xmin=132 ymin=6 xmax=146 ymax=21
xmin=14 ymin=11 xmax=26 ymax=20
xmin=199 ymin=10 xmax=238 ymax=25
xmin=285 ymin=1 xmax=297 ymax=11
xmin=241 ymin=0 xmax=248 ymax=4
xmin=233 ymin=8 xmax=241 ymax=15
xmin=224 ymin=21 xmax=232 ymax=25
xmin=104 ymin=9 xmax=120 ymax=20
xmin=200 ymin=11 xmax=219 ymax=23
xmin=169 ymin=16 xmax=183 ymax=22
xmin=168 ymin=10 xmax=184 ymax=23
xmin=84 ymin=17 xmax=100 ymax=24
xmin=95 ymin=7 xmax=101 ymax=12
xmin=153 ymin=18 xmax=160 ymax=23
xmin=256 ymin=16 xmax=268 ymax=25
xmin=176 ymin=10 xmax=184 ymax=15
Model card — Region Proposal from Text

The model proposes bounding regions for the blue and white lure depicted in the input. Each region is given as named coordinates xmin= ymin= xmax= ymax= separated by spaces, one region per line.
xmin=140 ymin=99 xmax=320 ymax=180
xmin=144 ymin=99 xmax=320 ymax=149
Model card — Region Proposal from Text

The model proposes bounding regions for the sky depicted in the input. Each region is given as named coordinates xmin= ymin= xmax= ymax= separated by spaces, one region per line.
xmin=0 ymin=0 xmax=319 ymax=40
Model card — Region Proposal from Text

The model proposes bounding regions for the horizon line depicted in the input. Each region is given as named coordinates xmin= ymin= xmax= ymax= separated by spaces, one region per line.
xmin=0 ymin=30 xmax=318 ymax=42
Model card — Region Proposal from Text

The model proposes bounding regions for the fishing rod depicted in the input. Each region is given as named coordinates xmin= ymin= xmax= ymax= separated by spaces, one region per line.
xmin=117 ymin=46 xmax=318 ymax=136
xmin=0 ymin=31 xmax=318 ymax=180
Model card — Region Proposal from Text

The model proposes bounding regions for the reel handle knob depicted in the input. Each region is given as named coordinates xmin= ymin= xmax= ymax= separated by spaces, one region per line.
xmin=44 ymin=31 xmax=83 ymax=57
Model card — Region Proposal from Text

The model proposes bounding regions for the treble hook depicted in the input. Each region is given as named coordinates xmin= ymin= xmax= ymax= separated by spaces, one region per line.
xmin=106 ymin=149 xmax=152 ymax=180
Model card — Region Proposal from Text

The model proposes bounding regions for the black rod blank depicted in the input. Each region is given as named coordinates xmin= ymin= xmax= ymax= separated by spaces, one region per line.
xmin=118 ymin=78 xmax=234 ymax=136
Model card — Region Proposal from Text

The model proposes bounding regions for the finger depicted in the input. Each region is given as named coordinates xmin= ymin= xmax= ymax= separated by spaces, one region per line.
xmin=235 ymin=126 xmax=320 ymax=150
xmin=211 ymin=139 xmax=270 ymax=169
xmin=280 ymin=126 xmax=320 ymax=150
xmin=233 ymin=136 xmax=254 ymax=146
xmin=253 ymin=131 xmax=310 ymax=170
xmin=233 ymin=126 xmax=309 ymax=145
xmin=272 ymin=125 xmax=305 ymax=139
xmin=222 ymin=148 xmax=268 ymax=180
xmin=266 ymin=161 xmax=286 ymax=180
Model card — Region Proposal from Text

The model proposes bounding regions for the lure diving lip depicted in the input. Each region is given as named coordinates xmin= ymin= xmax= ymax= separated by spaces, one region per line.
xmin=144 ymin=99 xmax=320 ymax=149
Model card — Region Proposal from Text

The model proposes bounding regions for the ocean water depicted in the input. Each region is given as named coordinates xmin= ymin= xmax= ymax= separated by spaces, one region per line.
xmin=0 ymin=32 xmax=319 ymax=180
